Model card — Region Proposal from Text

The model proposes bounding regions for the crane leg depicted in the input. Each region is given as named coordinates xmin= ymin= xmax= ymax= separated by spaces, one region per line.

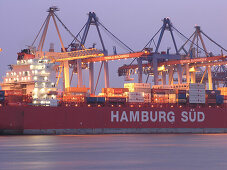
xmin=207 ymin=65 xmax=213 ymax=90
xmin=185 ymin=64 xmax=190 ymax=84
xmin=63 ymin=61 xmax=70 ymax=89
xmin=104 ymin=61 xmax=109 ymax=88
xmin=137 ymin=58 xmax=143 ymax=83
xmin=89 ymin=62 xmax=94 ymax=94
xmin=168 ymin=66 xmax=174 ymax=85
xmin=162 ymin=71 xmax=166 ymax=85
xmin=191 ymin=72 xmax=196 ymax=83
xmin=153 ymin=58 xmax=158 ymax=85
xmin=77 ymin=59 xmax=83 ymax=87
xmin=177 ymin=64 xmax=183 ymax=84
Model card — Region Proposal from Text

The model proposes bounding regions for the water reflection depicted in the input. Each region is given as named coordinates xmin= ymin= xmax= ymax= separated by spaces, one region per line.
xmin=0 ymin=134 xmax=227 ymax=169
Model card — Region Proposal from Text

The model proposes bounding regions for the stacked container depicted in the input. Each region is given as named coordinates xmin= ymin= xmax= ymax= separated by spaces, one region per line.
xmin=168 ymin=89 xmax=177 ymax=103
xmin=86 ymin=97 xmax=105 ymax=104
xmin=206 ymin=90 xmax=223 ymax=105
xmin=218 ymin=87 xmax=227 ymax=104
xmin=106 ymin=97 xmax=126 ymax=104
xmin=102 ymin=88 xmax=128 ymax=97
xmin=189 ymin=83 xmax=205 ymax=104
xmin=0 ymin=90 xmax=5 ymax=103
xmin=126 ymin=92 xmax=144 ymax=103
xmin=124 ymin=83 xmax=151 ymax=103
xmin=152 ymin=89 xmax=169 ymax=103
xmin=177 ymin=90 xmax=187 ymax=104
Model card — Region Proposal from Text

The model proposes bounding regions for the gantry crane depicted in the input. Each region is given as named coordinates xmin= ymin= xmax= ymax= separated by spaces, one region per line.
xmin=31 ymin=7 xmax=105 ymax=91
xmin=118 ymin=18 xmax=227 ymax=90
xmin=31 ymin=7 xmax=148 ymax=94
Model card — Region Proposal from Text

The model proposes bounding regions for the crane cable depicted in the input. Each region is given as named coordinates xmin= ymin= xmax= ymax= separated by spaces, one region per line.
xmin=201 ymin=31 xmax=227 ymax=53
xmin=53 ymin=13 xmax=85 ymax=49
xmin=172 ymin=26 xmax=208 ymax=55
xmin=31 ymin=15 xmax=49 ymax=46
xmin=129 ymin=27 xmax=163 ymax=66
xmin=97 ymin=21 xmax=134 ymax=52
xmin=67 ymin=23 xmax=87 ymax=49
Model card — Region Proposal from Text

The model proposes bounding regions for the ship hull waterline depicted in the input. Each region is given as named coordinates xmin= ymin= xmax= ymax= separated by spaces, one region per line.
xmin=0 ymin=105 xmax=227 ymax=135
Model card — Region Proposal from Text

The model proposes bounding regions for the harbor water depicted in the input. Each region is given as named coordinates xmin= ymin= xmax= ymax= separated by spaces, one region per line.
xmin=0 ymin=134 xmax=227 ymax=170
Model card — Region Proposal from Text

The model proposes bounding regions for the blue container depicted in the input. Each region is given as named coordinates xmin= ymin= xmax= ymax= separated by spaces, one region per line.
xmin=206 ymin=90 xmax=221 ymax=95
xmin=0 ymin=90 xmax=5 ymax=97
xmin=216 ymin=95 xmax=224 ymax=104
xmin=96 ymin=97 xmax=105 ymax=103
xmin=86 ymin=97 xmax=97 ymax=103
xmin=178 ymin=93 xmax=186 ymax=99
xmin=0 ymin=96 xmax=5 ymax=101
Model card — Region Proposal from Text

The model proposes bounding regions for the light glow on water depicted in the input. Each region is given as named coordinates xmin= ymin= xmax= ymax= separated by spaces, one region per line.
xmin=1 ymin=134 xmax=227 ymax=169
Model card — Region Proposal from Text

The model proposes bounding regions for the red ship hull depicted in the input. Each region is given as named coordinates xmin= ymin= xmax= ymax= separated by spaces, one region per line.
xmin=0 ymin=105 xmax=227 ymax=134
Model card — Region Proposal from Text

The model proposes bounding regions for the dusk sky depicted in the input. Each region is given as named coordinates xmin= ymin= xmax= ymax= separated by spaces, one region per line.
xmin=0 ymin=0 xmax=227 ymax=90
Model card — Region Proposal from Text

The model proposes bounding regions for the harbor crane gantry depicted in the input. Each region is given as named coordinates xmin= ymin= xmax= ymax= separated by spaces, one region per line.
xmin=119 ymin=18 xmax=183 ymax=85
xmin=31 ymin=6 xmax=104 ymax=91
xmin=178 ymin=25 xmax=227 ymax=89
xmin=67 ymin=11 xmax=147 ymax=94
xmin=118 ymin=18 xmax=227 ymax=90
xmin=31 ymin=7 xmax=147 ymax=94
xmin=31 ymin=7 xmax=227 ymax=94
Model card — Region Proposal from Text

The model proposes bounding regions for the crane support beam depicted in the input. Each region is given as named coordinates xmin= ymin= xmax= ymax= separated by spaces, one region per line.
xmin=207 ymin=65 xmax=213 ymax=90
xmin=36 ymin=48 xmax=104 ymax=62
xmin=185 ymin=63 xmax=190 ymax=83
xmin=162 ymin=71 xmax=166 ymax=85
xmin=104 ymin=61 xmax=110 ymax=88
xmin=177 ymin=64 xmax=183 ymax=84
xmin=82 ymin=52 xmax=145 ymax=63
xmin=89 ymin=62 xmax=94 ymax=94
xmin=152 ymin=58 xmax=158 ymax=85
xmin=77 ymin=59 xmax=83 ymax=88
xmin=118 ymin=55 xmax=226 ymax=73
xmin=160 ymin=55 xmax=226 ymax=66
xmin=191 ymin=72 xmax=196 ymax=83
xmin=193 ymin=60 xmax=227 ymax=67
xmin=137 ymin=58 xmax=143 ymax=83
xmin=168 ymin=66 xmax=174 ymax=85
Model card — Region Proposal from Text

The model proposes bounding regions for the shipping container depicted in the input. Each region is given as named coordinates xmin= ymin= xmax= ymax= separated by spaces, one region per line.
xmin=216 ymin=95 xmax=224 ymax=104
xmin=177 ymin=99 xmax=187 ymax=103
xmin=86 ymin=97 xmax=105 ymax=104
xmin=107 ymin=97 xmax=126 ymax=103
xmin=0 ymin=90 xmax=5 ymax=96
xmin=102 ymin=88 xmax=128 ymax=94
xmin=218 ymin=87 xmax=227 ymax=96
xmin=97 ymin=97 xmax=105 ymax=103
xmin=0 ymin=96 xmax=5 ymax=101
xmin=86 ymin=97 xmax=97 ymax=103
xmin=124 ymin=83 xmax=151 ymax=89
xmin=206 ymin=90 xmax=221 ymax=95
xmin=4 ymin=90 xmax=23 ymax=96
xmin=130 ymin=88 xmax=151 ymax=93
xmin=178 ymin=93 xmax=186 ymax=99
xmin=189 ymin=83 xmax=205 ymax=89
xmin=207 ymin=98 xmax=217 ymax=104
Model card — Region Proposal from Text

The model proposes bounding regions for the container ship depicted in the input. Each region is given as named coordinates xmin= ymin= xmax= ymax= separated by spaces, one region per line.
xmin=0 ymin=7 xmax=226 ymax=135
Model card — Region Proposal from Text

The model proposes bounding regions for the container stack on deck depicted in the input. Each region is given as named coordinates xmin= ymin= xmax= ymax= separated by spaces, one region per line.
xmin=176 ymin=90 xmax=187 ymax=104
xmin=189 ymin=83 xmax=206 ymax=104
xmin=124 ymin=83 xmax=151 ymax=103
xmin=101 ymin=88 xmax=128 ymax=105
xmin=0 ymin=90 xmax=5 ymax=105
xmin=218 ymin=87 xmax=227 ymax=104
xmin=206 ymin=90 xmax=223 ymax=105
